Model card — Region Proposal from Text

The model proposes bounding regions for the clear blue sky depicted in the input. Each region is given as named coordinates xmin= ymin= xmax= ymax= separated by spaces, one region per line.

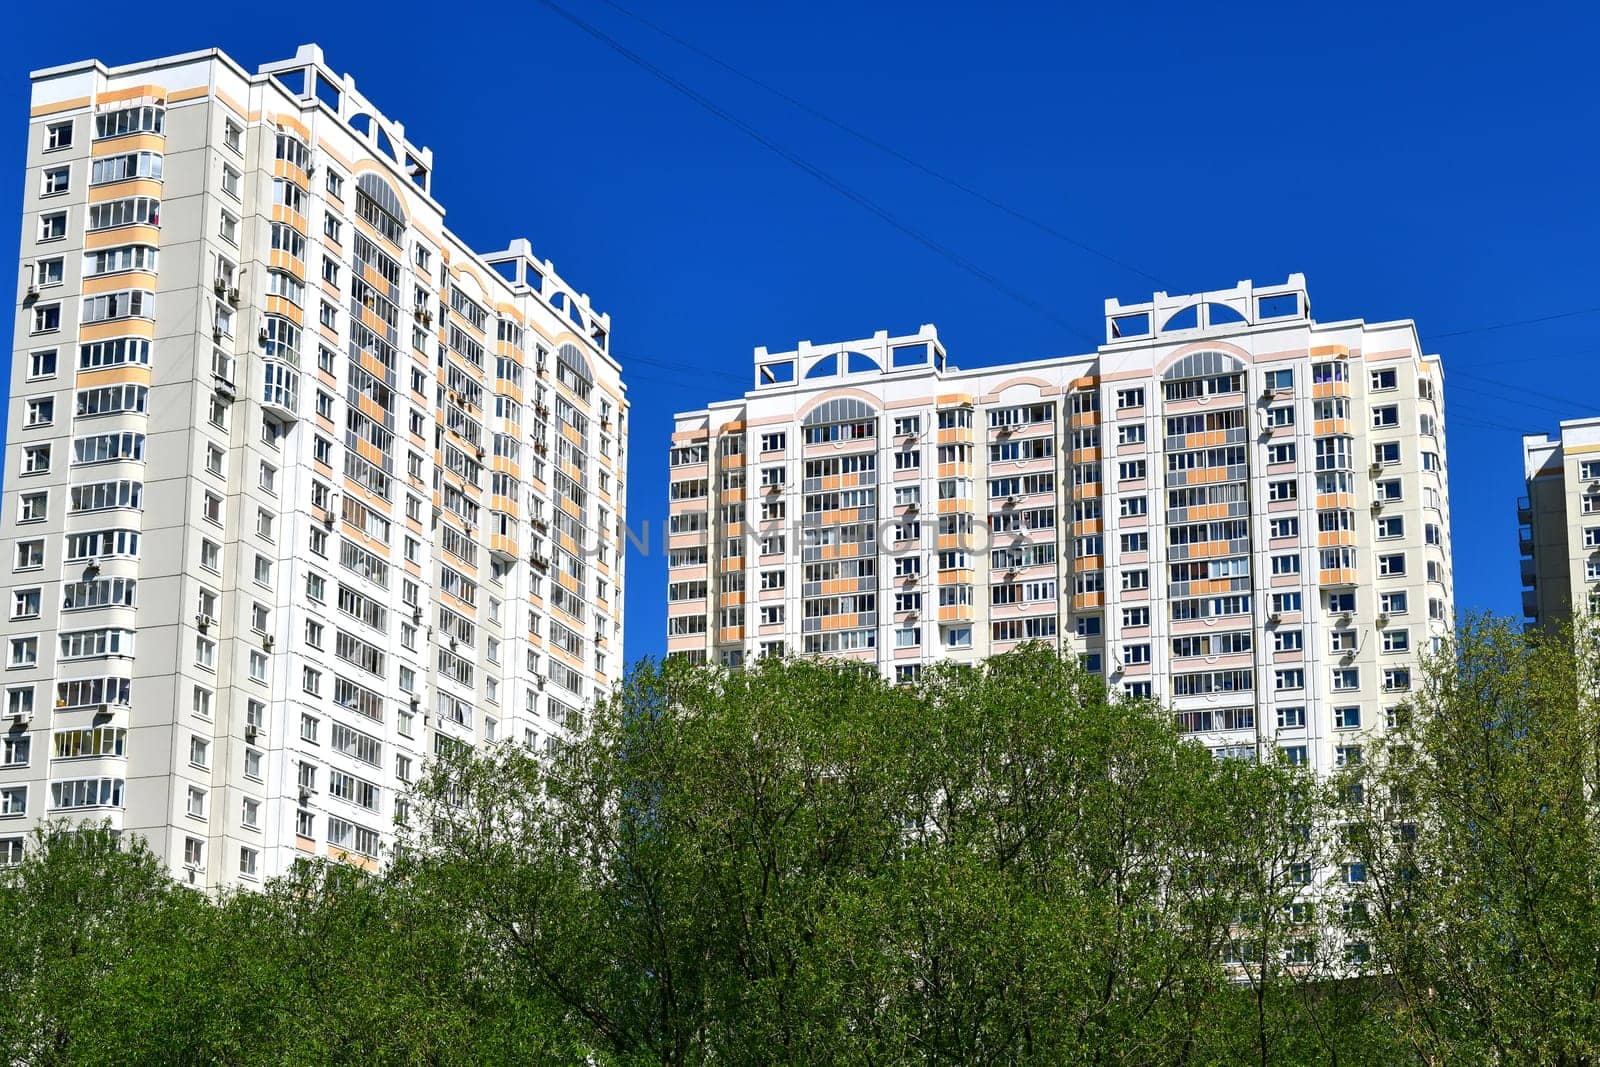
xmin=5 ymin=0 xmax=1596 ymax=663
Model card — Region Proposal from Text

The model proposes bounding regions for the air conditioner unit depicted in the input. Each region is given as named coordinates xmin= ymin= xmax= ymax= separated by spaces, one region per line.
xmin=227 ymin=286 xmax=240 ymax=307
xmin=258 ymin=325 xmax=270 ymax=345
xmin=212 ymin=326 xmax=224 ymax=343
xmin=322 ymin=512 xmax=334 ymax=527
xmin=1005 ymin=495 xmax=1018 ymax=507
xmin=1376 ymin=613 xmax=1390 ymax=627
xmin=1371 ymin=501 xmax=1383 ymax=513
xmin=1260 ymin=387 xmax=1275 ymax=401
xmin=475 ymin=446 xmax=485 ymax=460
xmin=213 ymin=277 xmax=229 ymax=296
xmin=8 ymin=709 xmax=33 ymax=725
xmin=1340 ymin=611 xmax=1353 ymax=624
xmin=1369 ymin=462 xmax=1383 ymax=475
xmin=96 ymin=704 xmax=109 ymax=718
xmin=262 ymin=636 xmax=275 ymax=651
xmin=1267 ymin=612 xmax=1282 ymax=624
xmin=298 ymin=787 xmax=311 ymax=805
xmin=244 ymin=724 xmax=259 ymax=742
xmin=409 ymin=695 xmax=421 ymax=710
xmin=412 ymin=607 xmax=423 ymax=624
xmin=195 ymin=613 xmax=212 ymax=632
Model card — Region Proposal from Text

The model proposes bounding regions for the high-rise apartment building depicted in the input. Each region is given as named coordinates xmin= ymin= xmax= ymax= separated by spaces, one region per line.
xmin=1519 ymin=417 xmax=1600 ymax=627
xmin=669 ymin=275 xmax=1451 ymax=773
xmin=2 ymin=46 xmax=627 ymax=885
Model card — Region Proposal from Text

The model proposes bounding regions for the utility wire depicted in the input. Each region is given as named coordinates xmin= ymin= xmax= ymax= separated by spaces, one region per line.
xmin=593 ymin=0 xmax=1169 ymax=289
xmin=530 ymin=0 xmax=1102 ymax=348
xmin=1426 ymin=304 xmax=1600 ymax=340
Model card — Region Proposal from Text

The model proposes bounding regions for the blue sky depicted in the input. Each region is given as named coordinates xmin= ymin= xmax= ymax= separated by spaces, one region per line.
xmin=4 ymin=0 xmax=1596 ymax=662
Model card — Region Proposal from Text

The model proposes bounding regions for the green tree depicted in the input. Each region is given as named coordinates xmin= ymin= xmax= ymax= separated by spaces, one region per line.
xmin=401 ymin=646 xmax=1314 ymax=1064
xmin=1347 ymin=614 xmax=1600 ymax=1064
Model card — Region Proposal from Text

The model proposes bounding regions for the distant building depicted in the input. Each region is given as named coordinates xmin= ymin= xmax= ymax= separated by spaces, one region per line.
xmin=669 ymin=275 xmax=1453 ymax=773
xmin=1519 ymin=417 xmax=1600 ymax=627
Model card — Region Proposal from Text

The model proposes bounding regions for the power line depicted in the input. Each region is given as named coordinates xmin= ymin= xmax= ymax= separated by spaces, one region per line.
xmin=530 ymin=0 xmax=1101 ymax=348
xmin=1427 ymin=304 xmax=1600 ymax=341
xmin=593 ymin=0 xmax=1169 ymax=290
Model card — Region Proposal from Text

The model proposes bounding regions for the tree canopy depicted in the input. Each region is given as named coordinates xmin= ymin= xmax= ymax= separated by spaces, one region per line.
xmin=3 ymin=625 xmax=1596 ymax=1064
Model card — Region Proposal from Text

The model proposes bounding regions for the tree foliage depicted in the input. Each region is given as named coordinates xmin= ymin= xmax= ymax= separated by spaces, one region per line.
xmin=1 ymin=630 xmax=1595 ymax=1063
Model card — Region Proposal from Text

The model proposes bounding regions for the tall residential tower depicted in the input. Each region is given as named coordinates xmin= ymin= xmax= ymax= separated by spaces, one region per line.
xmin=668 ymin=276 xmax=1451 ymax=774
xmin=3 ymin=46 xmax=627 ymax=885
xmin=1519 ymin=417 xmax=1600 ymax=628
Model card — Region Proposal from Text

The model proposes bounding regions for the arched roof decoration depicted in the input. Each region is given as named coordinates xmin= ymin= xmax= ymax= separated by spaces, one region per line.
xmin=356 ymin=173 xmax=409 ymax=244
xmin=1162 ymin=349 xmax=1245 ymax=381
xmin=802 ymin=397 xmax=877 ymax=427
xmin=556 ymin=342 xmax=593 ymax=383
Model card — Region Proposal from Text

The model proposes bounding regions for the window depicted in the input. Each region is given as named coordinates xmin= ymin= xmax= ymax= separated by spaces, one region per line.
xmin=1276 ymin=706 xmax=1306 ymax=729
xmin=20 ymin=398 xmax=52 ymax=433
xmin=1374 ymin=441 xmax=1401 ymax=466
xmin=1332 ymin=668 xmax=1360 ymax=692
xmin=0 ymin=786 xmax=27 ymax=816
xmin=2 ymin=732 xmax=30 ymax=767
xmin=1264 ymin=368 xmax=1294 ymax=391
xmin=1121 ymin=569 xmax=1148 ymax=591
xmin=1378 ymin=553 xmax=1406 ymax=577
xmin=1117 ymin=460 xmax=1146 ymax=481
xmin=1376 ymin=516 xmax=1404 ymax=539
xmin=1267 ymin=479 xmax=1297 ymax=502
xmin=1271 ymin=554 xmax=1300 ymax=576
xmin=189 ymin=736 xmax=210 ymax=769
xmin=1117 ymin=423 xmax=1145 ymax=445
xmin=1370 ymin=368 xmax=1397 ymax=391
xmin=219 ymin=210 xmax=238 ymax=245
xmin=1116 ymin=387 xmax=1145 ymax=409
xmin=1334 ymin=706 xmax=1362 ymax=730
xmin=26 ymin=349 xmax=58 ymax=380
xmin=38 ymin=212 xmax=67 ymax=242
xmin=186 ymin=786 xmax=206 ymax=819
xmin=31 ymin=303 xmax=61 ymax=334
xmin=46 ymin=120 xmax=73 ymax=150
xmin=183 ymin=837 xmax=204 ymax=869
xmin=18 ymin=493 xmax=47 ymax=524
xmin=1266 ymin=442 xmax=1295 ymax=464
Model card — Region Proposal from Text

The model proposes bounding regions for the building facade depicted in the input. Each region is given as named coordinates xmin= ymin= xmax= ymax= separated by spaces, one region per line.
xmin=669 ymin=275 xmax=1451 ymax=774
xmin=2 ymin=45 xmax=627 ymax=885
xmin=1519 ymin=417 xmax=1600 ymax=628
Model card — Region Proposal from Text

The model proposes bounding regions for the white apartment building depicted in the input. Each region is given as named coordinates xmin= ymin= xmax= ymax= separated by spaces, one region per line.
xmin=2 ymin=45 xmax=627 ymax=885
xmin=669 ymin=275 xmax=1452 ymax=774
xmin=1519 ymin=417 xmax=1600 ymax=627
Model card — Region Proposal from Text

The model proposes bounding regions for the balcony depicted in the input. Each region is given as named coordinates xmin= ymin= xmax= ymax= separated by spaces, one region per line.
xmin=1517 ymin=496 xmax=1532 ymax=525
xmin=261 ymin=360 xmax=300 ymax=422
